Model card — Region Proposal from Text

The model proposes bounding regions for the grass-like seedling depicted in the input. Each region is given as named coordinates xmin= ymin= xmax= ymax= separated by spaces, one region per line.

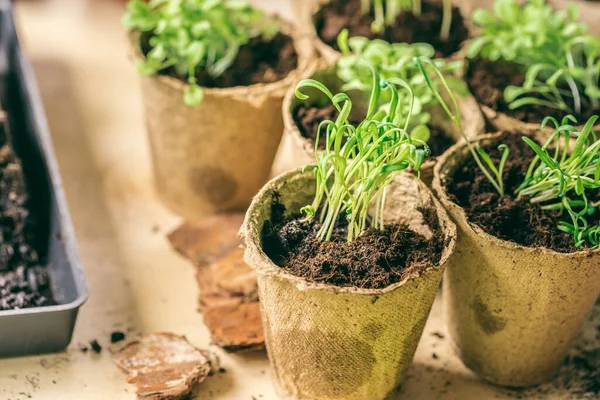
xmin=360 ymin=0 xmax=453 ymax=41
xmin=416 ymin=56 xmax=600 ymax=249
xmin=336 ymin=30 xmax=462 ymax=135
xmin=467 ymin=0 xmax=600 ymax=116
xmin=123 ymin=0 xmax=279 ymax=106
xmin=297 ymin=63 xmax=428 ymax=242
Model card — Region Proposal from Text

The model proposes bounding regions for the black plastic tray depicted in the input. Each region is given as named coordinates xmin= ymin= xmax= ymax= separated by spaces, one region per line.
xmin=0 ymin=0 xmax=88 ymax=358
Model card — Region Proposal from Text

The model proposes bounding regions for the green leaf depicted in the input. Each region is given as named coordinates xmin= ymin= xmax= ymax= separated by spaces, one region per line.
xmin=472 ymin=9 xmax=496 ymax=26
xmin=410 ymin=124 xmax=430 ymax=143
xmin=183 ymin=84 xmax=204 ymax=106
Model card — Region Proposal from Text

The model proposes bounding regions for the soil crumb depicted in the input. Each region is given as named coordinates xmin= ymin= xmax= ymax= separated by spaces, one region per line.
xmin=142 ymin=32 xmax=298 ymax=88
xmin=316 ymin=0 xmax=469 ymax=58
xmin=90 ymin=340 xmax=102 ymax=354
xmin=262 ymin=196 xmax=446 ymax=289
xmin=446 ymin=133 xmax=599 ymax=252
xmin=111 ymin=331 xmax=126 ymax=344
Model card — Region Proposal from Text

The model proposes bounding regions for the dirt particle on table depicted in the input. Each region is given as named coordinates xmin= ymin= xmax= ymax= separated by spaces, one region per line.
xmin=315 ymin=0 xmax=469 ymax=58
xmin=431 ymin=331 xmax=445 ymax=339
xmin=89 ymin=340 xmax=102 ymax=354
xmin=110 ymin=331 xmax=126 ymax=344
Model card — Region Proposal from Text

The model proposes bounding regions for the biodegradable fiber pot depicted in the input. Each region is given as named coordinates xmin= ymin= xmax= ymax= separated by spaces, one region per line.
xmin=240 ymin=169 xmax=457 ymax=400
xmin=432 ymin=133 xmax=600 ymax=387
xmin=282 ymin=64 xmax=485 ymax=186
xmin=130 ymin=21 xmax=314 ymax=219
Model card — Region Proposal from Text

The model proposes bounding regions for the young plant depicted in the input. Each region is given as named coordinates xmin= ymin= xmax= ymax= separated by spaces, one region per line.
xmin=337 ymin=30 xmax=462 ymax=132
xmin=361 ymin=0 xmax=452 ymax=41
xmin=123 ymin=0 xmax=279 ymax=106
xmin=467 ymin=0 xmax=600 ymax=116
xmin=416 ymin=56 xmax=600 ymax=249
xmin=296 ymin=64 xmax=428 ymax=242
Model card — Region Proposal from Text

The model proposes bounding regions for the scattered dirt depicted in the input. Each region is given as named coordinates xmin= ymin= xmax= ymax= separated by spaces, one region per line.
xmin=466 ymin=58 xmax=599 ymax=124
xmin=293 ymin=103 xmax=454 ymax=157
xmin=90 ymin=340 xmax=102 ymax=354
xmin=111 ymin=331 xmax=126 ymax=344
xmin=112 ymin=332 xmax=212 ymax=400
xmin=262 ymin=196 xmax=446 ymax=289
xmin=0 ymin=142 xmax=54 ymax=311
xmin=168 ymin=214 xmax=264 ymax=352
xmin=142 ymin=33 xmax=298 ymax=88
xmin=446 ymin=133 xmax=600 ymax=252
xmin=315 ymin=0 xmax=469 ymax=58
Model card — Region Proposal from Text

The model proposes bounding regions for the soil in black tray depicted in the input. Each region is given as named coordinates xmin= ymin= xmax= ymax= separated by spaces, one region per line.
xmin=447 ymin=134 xmax=600 ymax=253
xmin=0 ymin=145 xmax=54 ymax=311
xmin=262 ymin=195 xmax=446 ymax=289
xmin=293 ymin=103 xmax=454 ymax=157
xmin=142 ymin=33 xmax=298 ymax=88
xmin=466 ymin=58 xmax=600 ymax=124
xmin=315 ymin=0 xmax=469 ymax=58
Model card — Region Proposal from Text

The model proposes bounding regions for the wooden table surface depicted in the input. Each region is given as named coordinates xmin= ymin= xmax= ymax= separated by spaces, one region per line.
xmin=0 ymin=1 xmax=596 ymax=399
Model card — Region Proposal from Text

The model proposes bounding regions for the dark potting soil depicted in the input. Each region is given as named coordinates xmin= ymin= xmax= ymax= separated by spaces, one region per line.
xmin=315 ymin=0 xmax=469 ymax=58
xmin=447 ymin=134 xmax=600 ymax=253
xmin=142 ymin=32 xmax=298 ymax=88
xmin=262 ymin=195 xmax=447 ymax=289
xmin=466 ymin=58 xmax=599 ymax=124
xmin=0 ymin=146 xmax=54 ymax=311
xmin=293 ymin=103 xmax=454 ymax=157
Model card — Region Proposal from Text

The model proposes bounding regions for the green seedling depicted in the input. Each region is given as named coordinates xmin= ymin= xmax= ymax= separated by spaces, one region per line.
xmin=123 ymin=0 xmax=279 ymax=106
xmin=297 ymin=63 xmax=428 ymax=242
xmin=467 ymin=0 xmax=600 ymax=116
xmin=416 ymin=55 xmax=600 ymax=248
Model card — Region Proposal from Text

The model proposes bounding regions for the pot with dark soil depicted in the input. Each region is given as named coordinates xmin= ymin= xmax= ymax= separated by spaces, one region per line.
xmin=307 ymin=0 xmax=470 ymax=63
xmin=281 ymin=36 xmax=484 ymax=185
xmin=241 ymin=72 xmax=456 ymax=399
xmin=465 ymin=0 xmax=600 ymax=134
xmin=124 ymin=0 xmax=313 ymax=219
xmin=432 ymin=121 xmax=600 ymax=386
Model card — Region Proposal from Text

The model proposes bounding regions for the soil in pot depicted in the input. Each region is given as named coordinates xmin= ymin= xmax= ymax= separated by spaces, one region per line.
xmin=293 ymin=103 xmax=455 ymax=157
xmin=446 ymin=133 xmax=600 ymax=253
xmin=0 ymin=146 xmax=54 ymax=311
xmin=315 ymin=0 xmax=469 ymax=58
xmin=466 ymin=58 xmax=600 ymax=124
xmin=141 ymin=32 xmax=298 ymax=87
xmin=262 ymin=194 xmax=447 ymax=289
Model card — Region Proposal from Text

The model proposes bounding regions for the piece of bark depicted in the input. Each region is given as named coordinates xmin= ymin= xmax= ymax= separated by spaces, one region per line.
xmin=168 ymin=216 xmax=265 ymax=352
xmin=167 ymin=213 xmax=245 ymax=267
xmin=197 ymin=248 xmax=263 ymax=352
xmin=112 ymin=333 xmax=212 ymax=400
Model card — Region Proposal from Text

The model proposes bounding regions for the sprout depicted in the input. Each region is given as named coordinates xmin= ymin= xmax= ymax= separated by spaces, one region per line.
xmin=296 ymin=63 xmax=428 ymax=242
xmin=123 ymin=0 xmax=279 ymax=106
xmin=467 ymin=0 xmax=600 ymax=116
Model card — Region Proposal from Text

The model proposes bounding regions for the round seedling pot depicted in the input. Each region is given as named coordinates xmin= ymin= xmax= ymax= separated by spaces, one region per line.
xmin=305 ymin=0 xmax=470 ymax=64
xmin=432 ymin=132 xmax=600 ymax=387
xmin=129 ymin=21 xmax=314 ymax=219
xmin=282 ymin=64 xmax=485 ymax=186
xmin=240 ymin=169 xmax=457 ymax=400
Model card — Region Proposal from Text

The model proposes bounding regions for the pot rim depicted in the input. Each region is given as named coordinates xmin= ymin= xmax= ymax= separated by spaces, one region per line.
xmin=128 ymin=16 xmax=314 ymax=98
xmin=432 ymin=131 xmax=600 ymax=257
xmin=240 ymin=168 xmax=457 ymax=295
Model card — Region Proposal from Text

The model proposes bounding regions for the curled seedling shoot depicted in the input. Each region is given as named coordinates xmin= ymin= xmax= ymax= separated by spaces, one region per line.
xmin=414 ymin=56 xmax=508 ymax=196
xmin=295 ymin=63 xmax=428 ymax=242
